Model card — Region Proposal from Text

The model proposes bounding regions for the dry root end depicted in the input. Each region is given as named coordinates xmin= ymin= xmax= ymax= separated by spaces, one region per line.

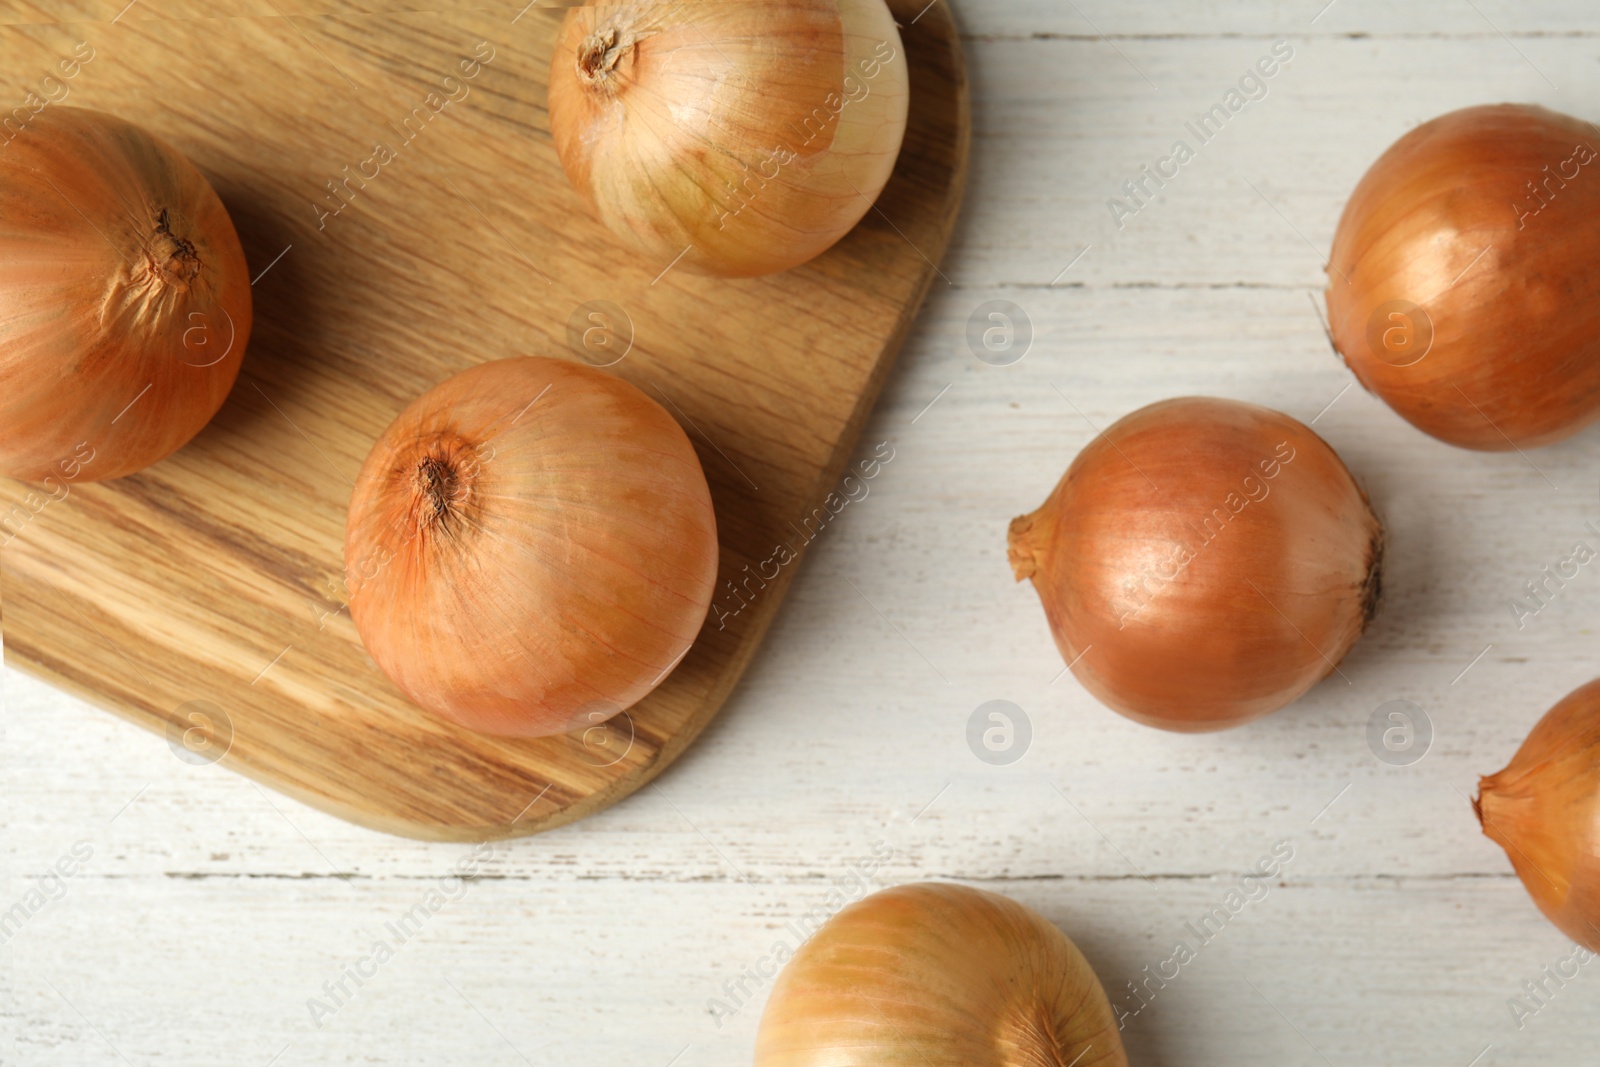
xmin=148 ymin=207 xmax=202 ymax=291
xmin=1007 ymin=512 xmax=1041 ymax=582
xmin=417 ymin=456 xmax=459 ymax=520
xmin=1360 ymin=520 xmax=1385 ymax=631
xmin=412 ymin=450 xmax=476 ymax=537
xmin=1005 ymin=1001 xmax=1076 ymax=1067
xmin=577 ymin=26 xmax=632 ymax=87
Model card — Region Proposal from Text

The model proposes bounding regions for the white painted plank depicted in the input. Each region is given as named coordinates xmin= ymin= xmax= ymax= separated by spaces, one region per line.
xmin=952 ymin=34 xmax=1598 ymax=287
xmin=3 ymin=873 xmax=1596 ymax=1065
xmin=955 ymin=0 xmax=1600 ymax=40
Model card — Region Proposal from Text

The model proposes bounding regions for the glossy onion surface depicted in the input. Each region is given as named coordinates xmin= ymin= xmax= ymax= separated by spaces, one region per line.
xmin=1009 ymin=397 xmax=1383 ymax=731
xmin=1326 ymin=104 xmax=1600 ymax=450
xmin=1478 ymin=678 xmax=1600 ymax=952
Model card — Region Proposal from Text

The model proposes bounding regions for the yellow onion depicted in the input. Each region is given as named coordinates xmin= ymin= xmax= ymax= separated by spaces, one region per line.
xmin=344 ymin=357 xmax=718 ymax=738
xmin=1477 ymin=678 xmax=1600 ymax=951
xmin=1008 ymin=397 xmax=1383 ymax=732
xmin=0 ymin=106 xmax=251 ymax=482
xmin=547 ymin=0 xmax=910 ymax=278
xmin=1326 ymin=104 xmax=1600 ymax=450
xmin=755 ymin=883 xmax=1127 ymax=1067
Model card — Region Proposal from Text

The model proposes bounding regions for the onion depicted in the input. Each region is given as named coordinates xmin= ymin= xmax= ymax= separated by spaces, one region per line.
xmin=1477 ymin=678 xmax=1600 ymax=951
xmin=1008 ymin=397 xmax=1383 ymax=732
xmin=755 ymin=883 xmax=1126 ymax=1067
xmin=1326 ymin=104 xmax=1600 ymax=450
xmin=547 ymin=0 xmax=910 ymax=278
xmin=0 ymin=106 xmax=251 ymax=482
xmin=344 ymin=357 xmax=718 ymax=738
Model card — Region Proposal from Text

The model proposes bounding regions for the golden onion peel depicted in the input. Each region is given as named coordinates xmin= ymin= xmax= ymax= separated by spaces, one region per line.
xmin=344 ymin=357 xmax=718 ymax=738
xmin=548 ymin=0 xmax=910 ymax=278
xmin=1478 ymin=678 xmax=1600 ymax=952
xmin=0 ymin=106 xmax=251 ymax=481
xmin=756 ymin=882 xmax=1127 ymax=1067
xmin=1009 ymin=397 xmax=1383 ymax=732
xmin=1327 ymin=104 xmax=1600 ymax=450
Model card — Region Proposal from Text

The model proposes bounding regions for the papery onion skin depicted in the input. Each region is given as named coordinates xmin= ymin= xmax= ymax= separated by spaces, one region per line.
xmin=1008 ymin=397 xmax=1383 ymax=732
xmin=755 ymin=882 xmax=1127 ymax=1067
xmin=1326 ymin=104 xmax=1600 ymax=450
xmin=344 ymin=357 xmax=718 ymax=739
xmin=1477 ymin=679 xmax=1600 ymax=952
xmin=0 ymin=106 xmax=251 ymax=482
xmin=548 ymin=0 xmax=910 ymax=278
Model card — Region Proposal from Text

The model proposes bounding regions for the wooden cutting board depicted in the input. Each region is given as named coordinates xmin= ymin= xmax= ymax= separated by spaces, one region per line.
xmin=0 ymin=1 xmax=967 ymax=840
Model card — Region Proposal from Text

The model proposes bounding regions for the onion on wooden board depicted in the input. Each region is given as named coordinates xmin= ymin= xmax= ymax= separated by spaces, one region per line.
xmin=548 ymin=0 xmax=910 ymax=278
xmin=1477 ymin=678 xmax=1600 ymax=952
xmin=344 ymin=357 xmax=718 ymax=739
xmin=0 ymin=106 xmax=251 ymax=482
xmin=1326 ymin=104 xmax=1600 ymax=450
xmin=755 ymin=882 xmax=1127 ymax=1067
xmin=1009 ymin=397 xmax=1383 ymax=732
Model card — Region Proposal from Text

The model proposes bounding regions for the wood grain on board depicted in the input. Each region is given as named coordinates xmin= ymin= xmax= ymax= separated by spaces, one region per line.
xmin=0 ymin=1 xmax=970 ymax=840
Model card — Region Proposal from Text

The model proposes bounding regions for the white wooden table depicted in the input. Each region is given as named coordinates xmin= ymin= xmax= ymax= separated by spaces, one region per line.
xmin=6 ymin=2 xmax=1600 ymax=1064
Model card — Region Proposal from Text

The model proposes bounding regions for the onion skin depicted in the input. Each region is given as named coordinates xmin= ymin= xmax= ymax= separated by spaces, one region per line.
xmin=0 ymin=106 xmax=251 ymax=482
xmin=1478 ymin=679 xmax=1600 ymax=952
xmin=755 ymin=883 xmax=1127 ymax=1067
xmin=1326 ymin=104 xmax=1600 ymax=450
xmin=1009 ymin=397 xmax=1383 ymax=732
xmin=344 ymin=357 xmax=718 ymax=739
xmin=548 ymin=0 xmax=910 ymax=278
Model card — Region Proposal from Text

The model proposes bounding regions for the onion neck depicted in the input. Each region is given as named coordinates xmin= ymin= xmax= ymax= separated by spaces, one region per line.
xmin=1008 ymin=509 xmax=1046 ymax=581
xmin=1476 ymin=774 xmax=1573 ymax=903
xmin=1472 ymin=781 xmax=1508 ymax=854
xmin=1476 ymin=766 xmax=1538 ymax=829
